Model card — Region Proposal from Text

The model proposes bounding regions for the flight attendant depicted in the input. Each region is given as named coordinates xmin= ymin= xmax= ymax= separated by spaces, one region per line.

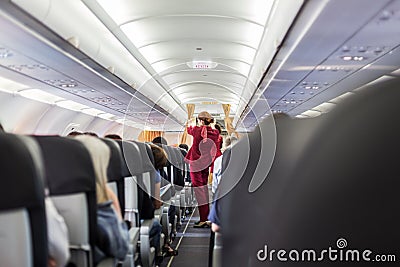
xmin=185 ymin=111 xmax=220 ymax=227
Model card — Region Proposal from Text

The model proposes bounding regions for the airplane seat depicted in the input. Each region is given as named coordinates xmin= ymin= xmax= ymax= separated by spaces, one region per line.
xmin=218 ymin=114 xmax=322 ymax=267
xmin=163 ymin=145 xmax=180 ymax=238
xmin=221 ymin=77 xmax=400 ymax=266
xmin=33 ymin=136 xmax=100 ymax=267
xmin=115 ymin=140 xmax=144 ymax=267
xmin=101 ymin=138 xmax=137 ymax=267
xmin=116 ymin=140 xmax=141 ymax=226
xmin=101 ymin=138 xmax=125 ymax=218
xmin=0 ymin=133 xmax=47 ymax=267
xmin=212 ymin=232 xmax=223 ymax=267
xmin=261 ymin=77 xmax=400 ymax=266
xmin=171 ymin=147 xmax=185 ymax=228
xmin=122 ymin=141 xmax=157 ymax=267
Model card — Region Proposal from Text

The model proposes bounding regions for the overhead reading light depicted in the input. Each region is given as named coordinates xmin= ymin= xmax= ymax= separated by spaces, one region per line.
xmin=341 ymin=56 xmax=366 ymax=61
xmin=186 ymin=61 xmax=218 ymax=69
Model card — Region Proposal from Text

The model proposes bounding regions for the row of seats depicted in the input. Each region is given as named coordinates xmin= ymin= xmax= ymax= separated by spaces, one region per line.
xmin=216 ymin=76 xmax=400 ymax=266
xmin=0 ymin=133 xmax=194 ymax=267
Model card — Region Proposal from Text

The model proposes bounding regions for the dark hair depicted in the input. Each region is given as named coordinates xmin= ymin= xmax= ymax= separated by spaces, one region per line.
xmin=150 ymin=144 xmax=168 ymax=170
xmin=84 ymin=132 xmax=98 ymax=137
xmin=152 ymin=136 xmax=168 ymax=145
xmin=0 ymin=123 xmax=4 ymax=132
xmin=104 ymin=134 xmax=122 ymax=140
xmin=67 ymin=131 xmax=83 ymax=136
xmin=215 ymin=124 xmax=222 ymax=134
xmin=199 ymin=117 xmax=214 ymax=126
xmin=179 ymin=144 xmax=188 ymax=151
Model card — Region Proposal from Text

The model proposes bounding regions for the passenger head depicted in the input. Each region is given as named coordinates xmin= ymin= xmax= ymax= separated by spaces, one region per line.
xmin=179 ymin=144 xmax=188 ymax=151
xmin=74 ymin=135 xmax=110 ymax=204
xmin=84 ymin=132 xmax=98 ymax=137
xmin=150 ymin=144 xmax=168 ymax=170
xmin=198 ymin=111 xmax=214 ymax=126
xmin=104 ymin=134 xmax=122 ymax=140
xmin=152 ymin=136 xmax=168 ymax=145
xmin=67 ymin=131 xmax=83 ymax=137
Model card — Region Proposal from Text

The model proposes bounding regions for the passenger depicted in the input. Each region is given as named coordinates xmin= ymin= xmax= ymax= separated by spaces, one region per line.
xmin=104 ymin=134 xmax=122 ymax=140
xmin=185 ymin=111 xmax=219 ymax=228
xmin=209 ymin=137 xmax=237 ymax=233
xmin=74 ymin=135 xmax=129 ymax=264
xmin=209 ymin=124 xmax=223 ymax=184
xmin=0 ymin=123 xmax=71 ymax=267
xmin=211 ymin=137 xmax=228 ymax=195
xmin=152 ymin=136 xmax=168 ymax=146
xmin=149 ymin=144 xmax=178 ymax=258
xmin=152 ymin=136 xmax=178 ymax=236
xmin=45 ymin=191 xmax=70 ymax=267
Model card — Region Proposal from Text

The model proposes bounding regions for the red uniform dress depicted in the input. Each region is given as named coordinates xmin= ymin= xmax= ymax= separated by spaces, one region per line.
xmin=210 ymin=135 xmax=223 ymax=174
xmin=185 ymin=125 xmax=219 ymax=222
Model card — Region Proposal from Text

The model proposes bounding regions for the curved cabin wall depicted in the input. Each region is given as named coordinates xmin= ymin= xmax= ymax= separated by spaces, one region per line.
xmin=0 ymin=90 xmax=141 ymax=139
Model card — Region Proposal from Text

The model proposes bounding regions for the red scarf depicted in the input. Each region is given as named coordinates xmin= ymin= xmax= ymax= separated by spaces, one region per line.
xmin=201 ymin=126 xmax=207 ymax=142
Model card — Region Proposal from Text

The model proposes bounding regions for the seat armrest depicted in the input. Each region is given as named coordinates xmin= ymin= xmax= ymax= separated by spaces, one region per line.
xmin=129 ymin=227 xmax=140 ymax=246
xmin=140 ymin=219 xmax=155 ymax=267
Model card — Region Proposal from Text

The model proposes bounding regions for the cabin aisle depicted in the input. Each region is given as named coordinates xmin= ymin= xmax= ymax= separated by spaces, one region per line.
xmin=161 ymin=208 xmax=211 ymax=267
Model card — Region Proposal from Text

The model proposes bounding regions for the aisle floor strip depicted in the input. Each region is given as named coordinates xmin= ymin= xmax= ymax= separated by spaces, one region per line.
xmin=166 ymin=208 xmax=196 ymax=267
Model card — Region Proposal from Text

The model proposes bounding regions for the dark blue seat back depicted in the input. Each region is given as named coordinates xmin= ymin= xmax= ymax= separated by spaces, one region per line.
xmin=102 ymin=138 xmax=125 ymax=217
xmin=221 ymin=77 xmax=400 ymax=266
xmin=33 ymin=136 xmax=97 ymax=265
xmin=0 ymin=133 xmax=47 ymax=267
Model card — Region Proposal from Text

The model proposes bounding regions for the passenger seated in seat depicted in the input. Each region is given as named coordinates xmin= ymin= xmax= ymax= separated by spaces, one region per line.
xmin=74 ymin=135 xmax=129 ymax=264
xmin=209 ymin=137 xmax=237 ymax=233
xmin=152 ymin=137 xmax=178 ymax=238
xmin=45 ymin=191 xmax=70 ymax=267
xmin=150 ymin=144 xmax=178 ymax=258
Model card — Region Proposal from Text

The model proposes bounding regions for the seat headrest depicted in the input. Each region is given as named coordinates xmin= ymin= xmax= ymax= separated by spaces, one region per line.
xmin=101 ymin=138 xmax=123 ymax=182
xmin=33 ymin=136 xmax=95 ymax=196
xmin=0 ymin=134 xmax=45 ymax=210
xmin=171 ymin=147 xmax=185 ymax=167
xmin=116 ymin=140 xmax=143 ymax=176
xmin=130 ymin=141 xmax=155 ymax=173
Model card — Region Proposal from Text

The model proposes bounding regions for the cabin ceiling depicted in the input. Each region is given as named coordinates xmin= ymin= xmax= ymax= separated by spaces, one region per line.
xmin=0 ymin=0 xmax=399 ymax=132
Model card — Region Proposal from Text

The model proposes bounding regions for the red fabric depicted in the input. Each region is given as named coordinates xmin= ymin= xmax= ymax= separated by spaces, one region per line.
xmin=191 ymin=168 xmax=210 ymax=221
xmin=185 ymin=126 xmax=220 ymax=172
xmin=210 ymin=135 xmax=223 ymax=173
